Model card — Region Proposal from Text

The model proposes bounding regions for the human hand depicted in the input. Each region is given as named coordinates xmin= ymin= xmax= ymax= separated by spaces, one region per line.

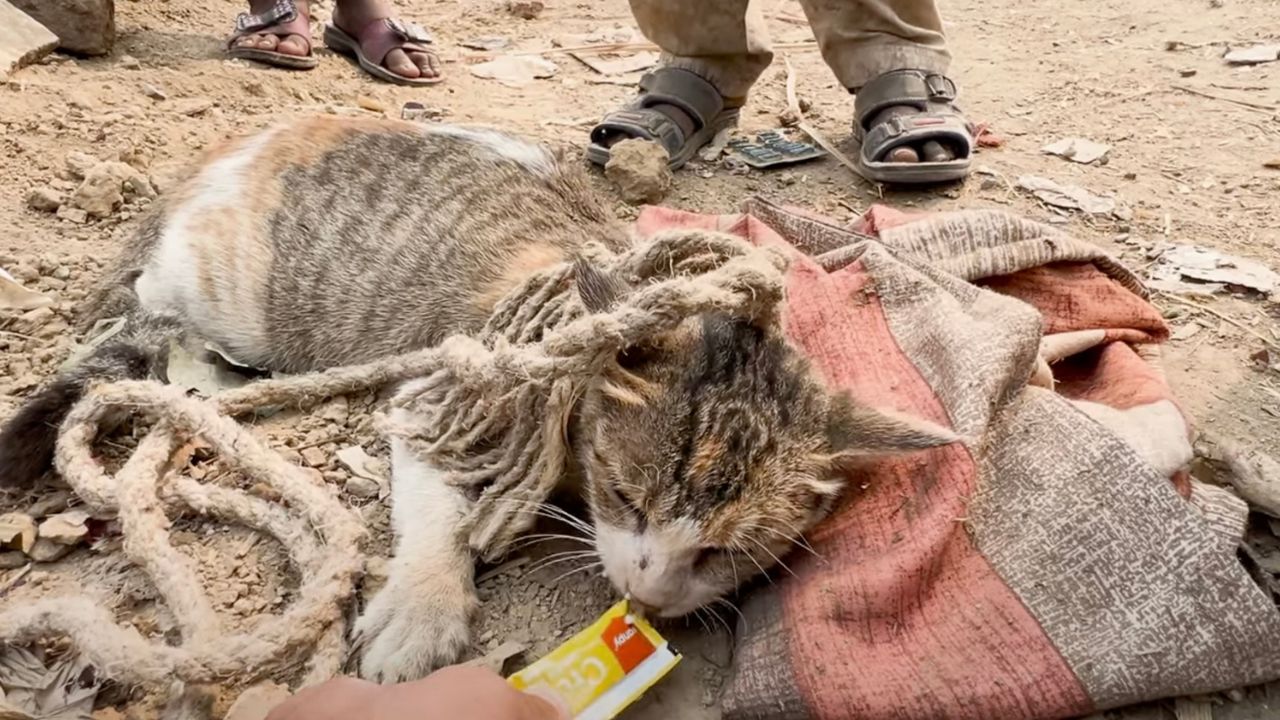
xmin=265 ymin=665 xmax=570 ymax=720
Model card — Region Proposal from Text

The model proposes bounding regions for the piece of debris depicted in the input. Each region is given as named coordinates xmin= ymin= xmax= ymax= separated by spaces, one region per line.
xmin=1179 ymin=68 xmax=1198 ymax=77
xmin=173 ymin=97 xmax=213 ymax=116
xmin=336 ymin=445 xmax=390 ymax=499
xmin=0 ymin=267 xmax=54 ymax=311
xmin=119 ymin=53 xmax=140 ymax=69
xmin=37 ymin=511 xmax=90 ymax=546
xmin=27 ymin=538 xmax=73 ymax=563
xmin=460 ymin=36 xmax=510 ymax=51
xmin=55 ymin=206 xmax=89 ymax=224
xmin=1017 ymin=175 xmax=1117 ymax=215
xmin=0 ymin=646 xmax=99 ymax=720
xmin=343 ymin=476 xmax=381 ymax=500
xmin=568 ymin=49 xmax=658 ymax=76
xmin=224 ymin=682 xmax=292 ymax=720
xmin=605 ymin=138 xmax=672 ymax=205
xmin=468 ymin=55 xmax=558 ymax=87
xmin=11 ymin=0 xmax=115 ymax=55
xmin=0 ymin=0 xmax=59 ymax=80
xmin=1041 ymin=137 xmax=1111 ymax=165
xmin=25 ymin=187 xmax=63 ymax=212
xmin=64 ymin=151 xmax=97 ymax=180
xmin=26 ymin=491 xmax=71 ymax=519
xmin=1223 ymin=44 xmax=1280 ymax=65
xmin=1264 ymin=158 xmax=1280 ymax=170
xmin=401 ymin=100 xmax=446 ymax=122
xmin=356 ymin=95 xmax=387 ymax=113
xmin=69 ymin=163 xmax=125 ymax=218
xmin=506 ymin=0 xmax=544 ymax=19
xmin=165 ymin=340 xmax=252 ymax=395
xmin=300 ymin=447 xmax=328 ymax=468
xmin=1149 ymin=243 xmax=1279 ymax=294
xmin=698 ymin=127 xmax=733 ymax=163
xmin=464 ymin=641 xmax=528 ymax=674
xmin=0 ymin=513 xmax=36 ymax=554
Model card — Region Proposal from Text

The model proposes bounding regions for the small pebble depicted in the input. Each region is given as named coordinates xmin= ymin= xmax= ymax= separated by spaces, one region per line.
xmin=142 ymin=83 xmax=167 ymax=101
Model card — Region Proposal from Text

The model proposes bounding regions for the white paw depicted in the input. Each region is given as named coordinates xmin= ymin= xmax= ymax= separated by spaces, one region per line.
xmin=354 ymin=580 xmax=475 ymax=683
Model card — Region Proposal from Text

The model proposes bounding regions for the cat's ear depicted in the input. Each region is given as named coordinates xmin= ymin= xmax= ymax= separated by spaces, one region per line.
xmin=575 ymin=257 xmax=626 ymax=313
xmin=823 ymin=392 xmax=957 ymax=463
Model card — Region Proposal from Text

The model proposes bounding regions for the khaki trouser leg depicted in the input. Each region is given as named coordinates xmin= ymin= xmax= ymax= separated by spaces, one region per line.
xmin=796 ymin=0 xmax=951 ymax=90
xmin=627 ymin=0 xmax=773 ymax=103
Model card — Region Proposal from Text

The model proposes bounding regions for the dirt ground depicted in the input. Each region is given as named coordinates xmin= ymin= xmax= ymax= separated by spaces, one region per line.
xmin=1 ymin=0 xmax=1278 ymax=717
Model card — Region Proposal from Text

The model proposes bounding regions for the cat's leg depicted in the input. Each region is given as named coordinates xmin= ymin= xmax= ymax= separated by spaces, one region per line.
xmin=355 ymin=433 xmax=477 ymax=682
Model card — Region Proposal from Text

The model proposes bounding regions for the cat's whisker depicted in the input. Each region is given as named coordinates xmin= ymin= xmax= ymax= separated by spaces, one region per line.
xmin=704 ymin=603 xmax=732 ymax=636
xmin=526 ymin=550 xmax=601 ymax=575
xmin=691 ymin=607 xmax=714 ymax=635
xmin=745 ymin=535 xmax=797 ymax=579
xmin=511 ymin=532 xmax=595 ymax=549
xmin=730 ymin=538 xmax=774 ymax=586
xmin=548 ymin=561 xmax=604 ymax=586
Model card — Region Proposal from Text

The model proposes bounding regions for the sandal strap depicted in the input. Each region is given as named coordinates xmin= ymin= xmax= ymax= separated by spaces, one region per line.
xmin=854 ymin=69 xmax=958 ymax=130
xmin=234 ymin=0 xmax=297 ymax=34
xmin=589 ymin=109 xmax=686 ymax=156
xmin=861 ymin=114 xmax=973 ymax=164
xmin=634 ymin=67 xmax=725 ymax=133
xmin=355 ymin=17 xmax=434 ymax=67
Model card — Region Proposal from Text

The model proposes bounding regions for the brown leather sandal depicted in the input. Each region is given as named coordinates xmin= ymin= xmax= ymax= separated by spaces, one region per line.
xmin=323 ymin=18 xmax=442 ymax=86
xmin=227 ymin=0 xmax=318 ymax=70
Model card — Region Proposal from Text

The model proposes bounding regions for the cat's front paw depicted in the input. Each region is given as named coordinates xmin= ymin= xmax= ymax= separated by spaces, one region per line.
xmin=354 ymin=579 xmax=476 ymax=683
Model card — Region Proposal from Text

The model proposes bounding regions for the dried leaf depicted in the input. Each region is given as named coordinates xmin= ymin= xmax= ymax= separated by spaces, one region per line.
xmin=59 ymin=316 xmax=126 ymax=371
xmin=0 ymin=515 xmax=36 ymax=555
xmin=568 ymin=50 xmax=658 ymax=76
xmin=468 ymin=56 xmax=558 ymax=87
xmin=460 ymin=36 xmax=511 ymax=51
xmin=1223 ymin=44 xmax=1280 ymax=65
xmin=165 ymin=340 xmax=251 ymax=395
xmin=1041 ymin=137 xmax=1111 ymax=164
xmin=0 ymin=269 xmax=53 ymax=312
xmin=1150 ymin=244 xmax=1279 ymax=294
xmin=1017 ymin=175 xmax=1117 ymax=215
xmin=0 ymin=648 xmax=97 ymax=720
xmin=336 ymin=446 xmax=390 ymax=500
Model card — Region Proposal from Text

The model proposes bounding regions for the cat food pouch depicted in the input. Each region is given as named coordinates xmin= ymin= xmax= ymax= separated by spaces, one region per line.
xmin=508 ymin=599 xmax=681 ymax=720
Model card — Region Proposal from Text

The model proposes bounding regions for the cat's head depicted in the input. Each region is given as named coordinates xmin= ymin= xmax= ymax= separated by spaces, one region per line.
xmin=571 ymin=262 xmax=957 ymax=618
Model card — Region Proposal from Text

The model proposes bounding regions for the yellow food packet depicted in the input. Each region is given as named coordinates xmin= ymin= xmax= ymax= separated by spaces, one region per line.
xmin=508 ymin=599 xmax=681 ymax=720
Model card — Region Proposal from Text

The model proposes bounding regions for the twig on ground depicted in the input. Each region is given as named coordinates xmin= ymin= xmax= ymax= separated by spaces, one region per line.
xmin=780 ymin=56 xmax=864 ymax=179
xmin=464 ymin=41 xmax=819 ymax=62
xmin=1155 ymin=291 xmax=1280 ymax=352
xmin=1170 ymin=84 xmax=1278 ymax=113
xmin=0 ymin=564 xmax=33 ymax=599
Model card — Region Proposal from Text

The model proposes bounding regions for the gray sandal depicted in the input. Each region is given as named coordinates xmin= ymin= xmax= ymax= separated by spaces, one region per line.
xmin=323 ymin=17 xmax=442 ymax=86
xmin=587 ymin=67 xmax=739 ymax=170
xmin=853 ymin=70 xmax=973 ymax=184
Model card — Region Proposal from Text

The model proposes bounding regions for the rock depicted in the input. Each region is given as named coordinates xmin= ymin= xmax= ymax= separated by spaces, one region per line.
xmin=224 ymin=682 xmax=291 ymax=720
xmin=26 ymin=187 xmax=63 ymax=212
xmin=0 ymin=512 xmax=37 ymax=554
xmin=173 ymin=97 xmax=213 ymax=116
xmin=0 ymin=0 xmax=59 ymax=80
xmin=37 ymin=510 xmax=90 ymax=545
xmin=28 ymin=537 xmax=73 ymax=562
xmin=56 ymin=206 xmax=89 ymax=224
xmin=119 ymin=53 xmax=139 ymax=69
xmin=70 ymin=163 xmax=124 ymax=218
xmin=141 ymin=83 xmax=167 ymax=100
xmin=604 ymin=139 xmax=672 ymax=205
xmin=300 ymin=446 xmax=328 ymax=468
xmin=317 ymin=396 xmax=348 ymax=424
xmin=65 ymin=150 xmax=98 ymax=179
xmin=14 ymin=306 xmax=53 ymax=333
xmin=0 ymin=551 xmax=27 ymax=569
xmin=11 ymin=0 xmax=115 ymax=56
xmin=121 ymin=172 xmax=156 ymax=201
xmin=506 ymin=0 xmax=544 ymax=19
xmin=27 ymin=490 xmax=71 ymax=517
xmin=343 ymin=476 xmax=381 ymax=499
xmin=356 ymin=95 xmax=388 ymax=113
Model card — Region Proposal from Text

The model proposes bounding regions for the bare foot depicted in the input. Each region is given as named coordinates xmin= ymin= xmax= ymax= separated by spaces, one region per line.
xmin=332 ymin=0 xmax=441 ymax=81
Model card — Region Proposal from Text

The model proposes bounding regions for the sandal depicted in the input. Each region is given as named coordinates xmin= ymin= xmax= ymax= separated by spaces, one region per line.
xmin=853 ymin=69 xmax=973 ymax=184
xmin=587 ymin=67 xmax=740 ymax=171
xmin=323 ymin=17 xmax=442 ymax=86
xmin=227 ymin=0 xmax=318 ymax=70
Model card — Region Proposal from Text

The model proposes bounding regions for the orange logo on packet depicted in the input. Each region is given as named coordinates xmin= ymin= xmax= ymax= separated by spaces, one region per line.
xmin=601 ymin=616 xmax=655 ymax=673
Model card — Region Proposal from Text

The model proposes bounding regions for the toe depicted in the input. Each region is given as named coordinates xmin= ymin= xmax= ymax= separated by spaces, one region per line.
xmin=887 ymin=146 xmax=920 ymax=163
xmin=235 ymin=34 xmax=259 ymax=48
xmin=920 ymin=140 xmax=954 ymax=162
xmin=383 ymin=48 xmax=422 ymax=79
xmin=256 ymin=34 xmax=280 ymax=51
xmin=276 ymin=33 xmax=309 ymax=57
xmin=410 ymin=51 xmax=440 ymax=79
